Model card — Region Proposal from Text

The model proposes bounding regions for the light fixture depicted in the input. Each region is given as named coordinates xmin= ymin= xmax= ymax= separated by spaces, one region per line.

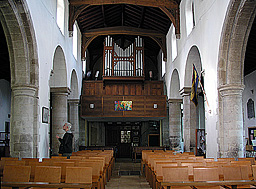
xmin=149 ymin=71 xmax=153 ymax=80
xmin=90 ymin=104 xmax=94 ymax=109
xmin=154 ymin=104 xmax=157 ymax=109
xmin=95 ymin=71 xmax=99 ymax=80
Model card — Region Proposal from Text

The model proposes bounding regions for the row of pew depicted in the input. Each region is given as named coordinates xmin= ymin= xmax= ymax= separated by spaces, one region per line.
xmin=141 ymin=150 xmax=256 ymax=189
xmin=0 ymin=149 xmax=114 ymax=189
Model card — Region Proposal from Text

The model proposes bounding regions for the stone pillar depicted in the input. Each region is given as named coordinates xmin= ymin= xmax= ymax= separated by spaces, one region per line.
xmin=218 ymin=84 xmax=244 ymax=158
xmin=68 ymin=98 xmax=79 ymax=152
xmin=180 ymin=87 xmax=197 ymax=153
xmin=10 ymin=86 xmax=37 ymax=158
xmin=51 ymin=87 xmax=70 ymax=155
xmin=79 ymin=118 xmax=86 ymax=147
xmin=168 ymin=98 xmax=182 ymax=150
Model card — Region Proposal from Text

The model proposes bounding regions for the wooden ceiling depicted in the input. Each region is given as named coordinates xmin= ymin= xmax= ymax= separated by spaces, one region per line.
xmin=0 ymin=1 xmax=256 ymax=83
xmin=68 ymin=0 xmax=181 ymax=61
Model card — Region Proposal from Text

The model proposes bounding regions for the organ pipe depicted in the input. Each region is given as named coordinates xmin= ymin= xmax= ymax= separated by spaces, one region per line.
xmin=104 ymin=36 xmax=144 ymax=77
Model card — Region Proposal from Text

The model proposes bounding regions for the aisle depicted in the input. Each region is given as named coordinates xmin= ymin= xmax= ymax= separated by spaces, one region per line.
xmin=106 ymin=158 xmax=151 ymax=189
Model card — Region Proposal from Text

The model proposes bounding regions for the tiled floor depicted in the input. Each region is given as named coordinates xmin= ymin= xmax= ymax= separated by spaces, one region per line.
xmin=106 ymin=158 xmax=151 ymax=189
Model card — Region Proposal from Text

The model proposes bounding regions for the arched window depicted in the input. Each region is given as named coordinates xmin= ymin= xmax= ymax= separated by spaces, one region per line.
xmin=57 ymin=0 xmax=65 ymax=34
xmin=185 ymin=0 xmax=195 ymax=36
xmin=162 ymin=53 xmax=166 ymax=77
xmin=73 ymin=23 xmax=78 ymax=60
xmin=247 ymin=99 xmax=255 ymax=119
xmin=171 ymin=26 xmax=177 ymax=61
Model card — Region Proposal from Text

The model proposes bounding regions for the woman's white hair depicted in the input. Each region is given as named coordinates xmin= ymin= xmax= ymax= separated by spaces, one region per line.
xmin=66 ymin=122 xmax=72 ymax=130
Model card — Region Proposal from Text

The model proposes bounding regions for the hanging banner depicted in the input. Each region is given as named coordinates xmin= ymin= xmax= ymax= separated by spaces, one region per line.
xmin=115 ymin=101 xmax=132 ymax=111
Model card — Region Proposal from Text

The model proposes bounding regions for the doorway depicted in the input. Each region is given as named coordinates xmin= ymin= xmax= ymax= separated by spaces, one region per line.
xmin=106 ymin=122 xmax=141 ymax=158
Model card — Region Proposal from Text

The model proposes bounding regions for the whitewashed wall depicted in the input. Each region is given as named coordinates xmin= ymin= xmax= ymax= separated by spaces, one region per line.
xmin=25 ymin=0 xmax=83 ymax=158
xmin=165 ymin=0 xmax=230 ymax=158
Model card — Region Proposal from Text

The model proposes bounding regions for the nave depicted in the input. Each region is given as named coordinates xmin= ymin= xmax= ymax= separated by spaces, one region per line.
xmin=106 ymin=158 xmax=150 ymax=189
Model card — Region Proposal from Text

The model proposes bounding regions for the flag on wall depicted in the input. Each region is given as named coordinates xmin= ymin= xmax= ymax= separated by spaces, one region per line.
xmin=190 ymin=64 xmax=199 ymax=106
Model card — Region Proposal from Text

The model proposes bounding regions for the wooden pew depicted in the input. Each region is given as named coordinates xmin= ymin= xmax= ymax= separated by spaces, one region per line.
xmin=180 ymin=161 xmax=205 ymax=181
xmin=154 ymin=162 xmax=178 ymax=189
xmin=65 ymin=167 xmax=92 ymax=188
xmin=222 ymin=165 xmax=253 ymax=188
xmin=52 ymin=161 xmax=75 ymax=182
xmin=77 ymin=161 xmax=102 ymax=189
xmin=1 ymin=182 xmax=92 ymax=188
xmin=2 ymin=165 xmax=31 ymax=189
xmin=161 ymin=166 xmax=190 ymax=189
xmin=28 ymin=161 xmax=52 ymax=181
xmin=193 ymin=167 xmax=220 ymax=189
xmin=33 ymin=166 xmax=61 ymax=189
xmin=160 ymin=180 xmax=256 ymax=189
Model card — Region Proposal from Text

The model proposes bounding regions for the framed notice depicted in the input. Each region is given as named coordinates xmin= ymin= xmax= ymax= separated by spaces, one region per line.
xmin=42 ymin=107 xmax=49 ymax=123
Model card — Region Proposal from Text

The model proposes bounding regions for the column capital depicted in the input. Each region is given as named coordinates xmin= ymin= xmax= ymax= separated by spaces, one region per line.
xmin=218 ymin=84 xmax=244 ymax=97
xmin=50 ymin=87 xmax=71 ymax=94
xmin=12 ymin=85 xmax=37 ymax=97
xmin=179 ymin=87 xmax=191 ymax=97
xmin=68 ymin=98 xmax=80 ymax=104
xmin=167 ymin=98 xmax=183 ymax=103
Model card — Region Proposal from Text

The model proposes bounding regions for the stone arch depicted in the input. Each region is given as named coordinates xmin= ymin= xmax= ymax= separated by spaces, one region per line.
xmin=50 ymin=46 xmax=67 ymax=88
xmin=68 ymin=69 xmax=79 ymax=152
xmin=181 ymin=45 xmax=203 ymax=154
xmin=169 ymin=69 xmax=181 ymax=99
xmin=70 ymin=69 xmax=79 ymax=99
xmin=168 ymin=69 xmax=182 ymax=150
xmin=184 ymin=45 xmax=202 ymax=87
xmin=50 ymin=45 xmax=69 ymax=155
xmin=0 ymin=0 xmax=39 ymax=158
xmin=217 ymin=0 xmax=256 ymax=158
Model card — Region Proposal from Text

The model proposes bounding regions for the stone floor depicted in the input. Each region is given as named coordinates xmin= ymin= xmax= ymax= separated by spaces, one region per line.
xmin=105 ymin=158 xmax=151 ymax=189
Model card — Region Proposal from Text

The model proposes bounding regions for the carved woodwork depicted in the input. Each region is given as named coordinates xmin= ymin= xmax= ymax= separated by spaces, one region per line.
xmin=81 ymin=80 xmax=167 ymax=118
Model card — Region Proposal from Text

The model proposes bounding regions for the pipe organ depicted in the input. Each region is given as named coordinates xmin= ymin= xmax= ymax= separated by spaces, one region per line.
xmin=103 ymin=36 xmax=144 ymax=77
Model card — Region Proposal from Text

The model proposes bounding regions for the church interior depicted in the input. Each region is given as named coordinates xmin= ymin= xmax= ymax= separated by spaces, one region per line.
xmin=1 ymin=0 xmax=256 ymax=188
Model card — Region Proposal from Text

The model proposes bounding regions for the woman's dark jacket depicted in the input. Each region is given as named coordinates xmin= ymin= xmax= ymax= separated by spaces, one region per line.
xmin=58 ymin=132 xmax=73 ymax=154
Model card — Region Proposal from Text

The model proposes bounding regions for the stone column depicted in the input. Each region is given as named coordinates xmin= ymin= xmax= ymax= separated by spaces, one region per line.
xmin=180 ymin=87 xmax=197 ymax=153
xmin=51 ymin=87 xmax=70 ymax=155
xmin=68 ymin=98 xmax=79 ymax=152
xmin=168 ymin=98 xmax=182 ymax=150
xmin=218 ymin=84 xmax=244 ymax=158
xmin=10 ymin=86 xmax=37 ymax=158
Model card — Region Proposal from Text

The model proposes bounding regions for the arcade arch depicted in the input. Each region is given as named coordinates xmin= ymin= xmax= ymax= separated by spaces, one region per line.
xmin=50 ymin=46 xmax=70 ymax=155
xmin=217 ymin=0 xmax=256 ymax=158
xmin=180 ymin=46 xmax=205 ymax=154
xmin=0 ymin=0 xmax=39 ymax=158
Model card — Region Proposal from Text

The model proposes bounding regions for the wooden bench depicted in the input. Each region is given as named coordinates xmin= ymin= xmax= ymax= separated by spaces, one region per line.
xmin=65 ymin=166 xmax=92 ymax=188
xmin=77 ymin=161 xmax=103 ymax=189
xmin=2 ymin=165 xmax=31 ymax=189
xmin=33 ymin=166 xmax=61 ymax=189
xmin=161 ymin=166 xmax=190 ymax=189
xmin=160 ymin=180 xmax=256 ymax=189
xmin=193 ymin=167 xmax=220 ymax=189
xmin=1 ymin=182 xmax=92 ymax=188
